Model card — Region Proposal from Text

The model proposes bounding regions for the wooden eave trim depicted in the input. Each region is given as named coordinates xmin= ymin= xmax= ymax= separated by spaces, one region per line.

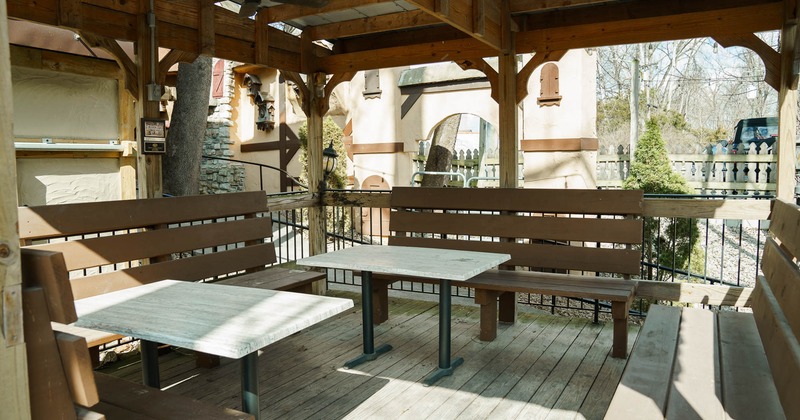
xmin=517 ymin=2 xmax=783 ymax=52
xmin=307 ymin=10 xmax=443 ymax=41
xmin=521 ymin=138 xmax=599 ymax=152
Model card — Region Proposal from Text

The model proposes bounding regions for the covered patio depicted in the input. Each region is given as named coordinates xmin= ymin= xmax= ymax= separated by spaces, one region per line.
xmin=1 ymin=0 xmax=799 ymax=419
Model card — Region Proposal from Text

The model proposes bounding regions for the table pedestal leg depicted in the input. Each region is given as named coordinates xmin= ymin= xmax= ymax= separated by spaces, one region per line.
xmin=141 ymin=340 xmax=160 ymax=388
xmin=345 ymin=270 xmax=392 ymax=369
xmin=242 ymin=352 xmax=259 ymax=419
xmin=425 ymin=279 xmax=463 ymax=386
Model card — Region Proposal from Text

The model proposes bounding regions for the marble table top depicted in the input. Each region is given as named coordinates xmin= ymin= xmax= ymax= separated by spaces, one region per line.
xmin=297 ymin=245 xmax=510 ymax=281
xmin=73 ymin=280 xmax=353 ymax=359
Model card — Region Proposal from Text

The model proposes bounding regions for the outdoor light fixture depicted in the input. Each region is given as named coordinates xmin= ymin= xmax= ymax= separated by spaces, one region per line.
xmin=322 ymin=140 xmax=338 ymax=178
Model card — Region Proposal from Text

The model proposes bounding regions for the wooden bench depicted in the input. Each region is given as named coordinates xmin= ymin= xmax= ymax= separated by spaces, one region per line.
xmin=373 ymin=187 xmax=642 ymax=358
xmin=22 ymin=248 xmax=254 ymax=420
xmin=18 ymin=191 xmax=324 ymax=366
xmin=606 ymin=199 xmax=800 ymax=419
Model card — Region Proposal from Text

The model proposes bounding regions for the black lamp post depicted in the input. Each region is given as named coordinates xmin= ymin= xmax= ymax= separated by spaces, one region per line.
xmin=322 ymin=140 xmax=338 ymax=183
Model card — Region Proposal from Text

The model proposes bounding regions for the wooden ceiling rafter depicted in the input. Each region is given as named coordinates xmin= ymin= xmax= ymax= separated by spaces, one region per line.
xmin=408 ymin=0 xmax=504 ymax=52
xmin=266 ymin=0 xmax=386 ymax=23
xmin=199 ymin=0 xmax=215 ymax=56
xmin=307 ymin=10 xmax=442 ymax=41
xmin=5 ymin=0 xmax=789 ymax=78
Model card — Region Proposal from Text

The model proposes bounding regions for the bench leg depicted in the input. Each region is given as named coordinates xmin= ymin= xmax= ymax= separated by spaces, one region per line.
xmin=498 ymin=292 xmax=517 ymax=324
xmin=372 ymin=279 xmax=391 ymax=325
xmin=611 ymin=301 xmax=629 ymax=359
xmin=89 ymin=345 xmax=101 ymax=369
xmin=475 ymin=290 xmax=500 ymax=341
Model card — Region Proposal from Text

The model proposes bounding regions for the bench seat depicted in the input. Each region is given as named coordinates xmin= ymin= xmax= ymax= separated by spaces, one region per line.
xmin=607 ymin=199 xmax=800 ymax=419
xmin=606 ymin=305 xmax=784 ymax=419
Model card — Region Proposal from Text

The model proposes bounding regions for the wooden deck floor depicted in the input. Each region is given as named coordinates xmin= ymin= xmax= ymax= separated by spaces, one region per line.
xmin=99 ymin=290 xmax=640 ymax=419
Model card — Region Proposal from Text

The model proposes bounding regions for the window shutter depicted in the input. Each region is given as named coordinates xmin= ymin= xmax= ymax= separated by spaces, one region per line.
xmin=212 ymin=60 xmax=224 ymax=99
xmin=538 ymin=63 xmax=562 ymax=106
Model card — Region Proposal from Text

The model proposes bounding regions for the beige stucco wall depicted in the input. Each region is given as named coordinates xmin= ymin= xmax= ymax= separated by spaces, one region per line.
xmin=12 ymin=66 xmax=124 ymax=205
xmin=521 ymin=50 xmax=598 ymax=188
xmin=16 ymin=158 xmax=121 ymax=206
xmin=11 ymin=66 xmax=118 ymax=140
xmin=229 ymin=50 xmax=597 ymax=192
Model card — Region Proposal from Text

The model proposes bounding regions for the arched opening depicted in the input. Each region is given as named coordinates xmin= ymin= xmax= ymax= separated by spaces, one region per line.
xmin=415 ymin=113 xmax=498 ymax=187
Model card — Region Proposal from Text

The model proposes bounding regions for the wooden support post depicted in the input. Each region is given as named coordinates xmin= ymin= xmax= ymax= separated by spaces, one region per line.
xmin=497 ymin=1 xmax=519 ymax=324
xmin=119 ymin=81 xmax=137 ymax=200
xmin=136 ymin=3 xmax=162 ymax=198
xmin=307 ymin=72 xmax=327 ymax=294
xmin=0 ymin=1 xmax=31 ymax=417
xmin=777 ymin=19 xmax=799 ymax=201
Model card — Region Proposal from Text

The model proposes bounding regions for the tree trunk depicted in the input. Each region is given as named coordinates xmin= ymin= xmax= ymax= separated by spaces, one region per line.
xmin=422 ymin=114 xmax=461 ymax=187
xmin=163 ymin=56 xmax=212 ymax=196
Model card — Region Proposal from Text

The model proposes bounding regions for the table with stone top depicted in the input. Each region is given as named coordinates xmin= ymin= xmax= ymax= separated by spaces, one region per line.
xmin=297 ymin=245 xmax=510 ymax=385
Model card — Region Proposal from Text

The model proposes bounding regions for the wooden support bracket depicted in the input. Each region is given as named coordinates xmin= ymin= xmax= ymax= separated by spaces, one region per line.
xmin=516 ymin=49 xmax=567 ymax=104
xmin=714 ymin=34 xmax=780 ymax=91
xmin=158 ymin=49 xmax=200 ymax=85
xmin=78 ymin=32 xmax=139 ymax=99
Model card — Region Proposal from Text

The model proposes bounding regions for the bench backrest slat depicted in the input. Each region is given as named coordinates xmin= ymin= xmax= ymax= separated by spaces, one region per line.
xmin=389 ymin=187 xmax=643 ymax=276
xmin=69 ymin=244 xmax=277 ymax=300
xmin=769 ymin=198 xmax=800 ymax=259
xmin=18 ymin=191 xmax=268 ymax=241
xmin=754 ymin=199 xmax=800 ymax=420
xmin=390 ymin=236 xmax=642 ymax=275
xmin=390 ymin=211 xmax=643 ymax=245
xmin=27 ymin=217 xmax=271 ymax=271
xmin=391 ymin=187 xmax=644 ymax=215
xmin=18 ymin=192 xmax=278 ymax=300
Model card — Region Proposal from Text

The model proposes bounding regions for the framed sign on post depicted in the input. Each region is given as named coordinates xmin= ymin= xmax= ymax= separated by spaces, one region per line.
xmin=141 ymin=118 xmax=166 ymax=154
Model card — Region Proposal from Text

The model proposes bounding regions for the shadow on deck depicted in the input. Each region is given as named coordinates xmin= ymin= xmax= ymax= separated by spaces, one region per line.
xmin=98 ymin=291 xmax=639 ymax=419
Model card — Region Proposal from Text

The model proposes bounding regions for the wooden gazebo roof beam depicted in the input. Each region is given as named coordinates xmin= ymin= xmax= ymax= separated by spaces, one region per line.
xmin=7 ymin=0 xmax=786 ymax=74
xmin=517 ymin=0 xmax=783 ymax=52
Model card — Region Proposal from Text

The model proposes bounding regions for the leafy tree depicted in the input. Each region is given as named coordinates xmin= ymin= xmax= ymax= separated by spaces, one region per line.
xmin=298 ymin=117 xmax=351 ymax=235
xmin=625 ymin=119 xmax=701 ymax=282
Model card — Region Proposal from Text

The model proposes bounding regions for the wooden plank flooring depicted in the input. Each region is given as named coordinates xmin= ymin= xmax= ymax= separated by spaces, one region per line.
xmin=98 ymin=291 xmax=639 ymax=419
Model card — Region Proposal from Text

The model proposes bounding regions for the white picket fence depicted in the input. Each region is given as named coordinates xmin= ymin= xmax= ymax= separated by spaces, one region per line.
xmin=597 ymin=142 xmax=777 ymax=196
xmin=412 ymin=140 xmax=504 ymax=187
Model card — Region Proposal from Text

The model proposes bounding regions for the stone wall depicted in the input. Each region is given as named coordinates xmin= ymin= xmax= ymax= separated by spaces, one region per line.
xmin=201 ymin=59 xmax=245 ymax=194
